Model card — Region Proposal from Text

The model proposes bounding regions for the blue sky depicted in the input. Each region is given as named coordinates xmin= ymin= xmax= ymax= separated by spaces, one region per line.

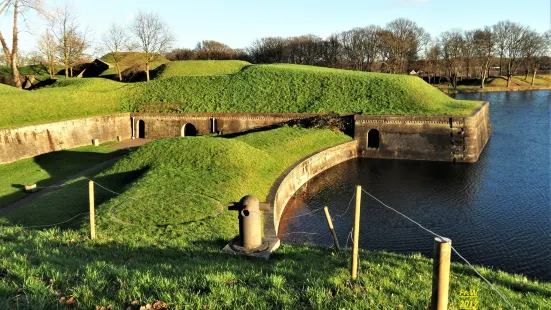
xmin=1 ymin=0 xmax=550 ymax=57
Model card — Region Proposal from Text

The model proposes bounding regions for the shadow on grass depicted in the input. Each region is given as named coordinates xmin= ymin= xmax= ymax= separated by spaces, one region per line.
xmin=1 ymin=167 xmax=146 ymax=229
xmin=0 ymin=149 xmax=129 ymax=210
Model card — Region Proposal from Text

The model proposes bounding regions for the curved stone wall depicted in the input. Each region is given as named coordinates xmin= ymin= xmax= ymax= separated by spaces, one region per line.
xmin=265 ymin=140 xmax=359 ymax=239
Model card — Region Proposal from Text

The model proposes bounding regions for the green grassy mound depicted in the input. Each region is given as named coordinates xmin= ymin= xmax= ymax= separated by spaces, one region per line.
xmin=0 ymin=128 xmax=548 ymax=309
xmin=131 ymin=64 xmax=479 ymax=115
xmin=100 ymin=52 xmax=169 ymax=77
xmin=0 ymin=78 xmax=125 ymax=128
xmin=158 ymin=60 xmax=250 ymax=78
xmin=1 ymin=62 xmax=481 ymax=129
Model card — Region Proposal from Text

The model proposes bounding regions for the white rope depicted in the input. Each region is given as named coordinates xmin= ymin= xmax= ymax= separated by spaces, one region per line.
xmin=337 ymin=192 xmax=356 ymax=218
xmin=361 ymin=188 xmax=516 ymax=310
xmin=281 ymin=206 xmax=324 ymax=220
xmin=84 ymin=177 xmax=140 ymax=201
xmin=21 ymin=212 xmax=89 ymax=229
xmin=280 ymin=231 xmax=320 ymax=235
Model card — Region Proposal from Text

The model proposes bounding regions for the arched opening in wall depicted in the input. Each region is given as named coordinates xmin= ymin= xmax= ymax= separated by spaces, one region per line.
xmin=138 ymin=120 xmax=145 ymax=139
xmin=181 ymin=123 xmax=197 ymax=137
xmin=367 ymin=129 xmax=380 ymax=149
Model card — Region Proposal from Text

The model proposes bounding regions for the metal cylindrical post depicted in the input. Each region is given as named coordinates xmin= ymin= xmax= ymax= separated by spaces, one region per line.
xmin=89 ymin=180 xmax=96 ymax=240
xmin=240 ymin=195 xmax=262 ymax=249
xmin=351 ymin=185 xmax=361 ymax=280
xmin=431 ymin=237 xmax=452 ymax=310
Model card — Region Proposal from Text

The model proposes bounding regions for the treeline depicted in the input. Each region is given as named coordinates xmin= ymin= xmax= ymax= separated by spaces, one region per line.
xmin=167 ymin=18 xmax=551 ymax=89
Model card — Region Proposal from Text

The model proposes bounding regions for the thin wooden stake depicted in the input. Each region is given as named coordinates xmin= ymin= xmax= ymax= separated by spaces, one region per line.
xmin=351 ymin=185 xmax=361 ymax=280
xmin=431 ymin=237 xmax=452 ymax=310
xmin=89 ymin=180 xmax=96 ymax=240
xmin=323 ymin=206 xmax=340 ymax=251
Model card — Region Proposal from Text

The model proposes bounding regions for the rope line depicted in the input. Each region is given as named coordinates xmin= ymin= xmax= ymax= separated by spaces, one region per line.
xmin=281 ymin=206 xmax=324 ymax=220
xmin=84 ymin=177 xmax=140 ymax=201
xmin=21 ymin=212 xmax=89 ymax=229
xmin=360 ymin=188 xmax=516 ymax=310
xmin=280 ymin=232 xmax=320 ymax=235
xmin=337 ymin=192 xmax=356 ymax=218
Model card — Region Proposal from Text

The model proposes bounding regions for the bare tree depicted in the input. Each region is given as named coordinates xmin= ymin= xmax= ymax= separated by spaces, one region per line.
xmin=425 ymin=41 xmax=442 ymax=84
xmin=0 ymin=0 xmax=43 ymax=87
xmin=503 ymin=22 xmax=528 ymax=88
xmin=101 ymin=23 xmax=130 ymax=81
xmin=522 ymin=29 xmax=546 ymax=87
xmin=462 ymin=30 xmax=475 ymax=78
xmin=194 ymin=40 xmax=234 ymax=60
xmin=492 ymin=21 xmax=514 ymax=76
xmin=385 ymin=18 xmax=429 ymax=73
xmin=440 ymin=30 xmax=464 ymax=89
xmin=131 ymin=11 xmax=174 ymax=82
xmin=472 ymin=27 xmax=495 ymax=88
xmin=37 ymin=30 xmax=56 ymax=78
xmin=50 ymin=4 xmax=89 ymax=78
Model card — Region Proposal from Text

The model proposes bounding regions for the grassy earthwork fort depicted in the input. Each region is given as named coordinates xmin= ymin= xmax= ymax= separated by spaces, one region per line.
xmin=0 ymin=51 xmax=549 ymax=308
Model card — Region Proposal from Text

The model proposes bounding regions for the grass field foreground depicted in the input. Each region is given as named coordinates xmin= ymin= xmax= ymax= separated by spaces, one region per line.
xmin=0 ymin=127 xmax=549 ymax=309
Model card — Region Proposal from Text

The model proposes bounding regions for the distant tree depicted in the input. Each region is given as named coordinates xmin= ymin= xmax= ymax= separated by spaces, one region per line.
xmin=247 ymin=37 xmax=287 ymax=63
xmin=472 ymin=27 xmax=495 ymax=88
xmin=384 ymin=18 xmax=429 ymax=73
xmin=319 ymin=34 xmax=341 ymax=68
xmin=425 ymin=41 xmax=442 ymax=84
xmin=131 ymin=11 xmax=174 ymax=82
xmin=0 ymin=0 xmax=43 ymax=87
xmin=522 ymin=29 xmax=547 ymax=87
xmin=462 ymin=30 xmax=476 ymax=78
xmin=502 ymin=22 xmax=528 ymax=88
xmin=194 ymin=40 xmax=234 ymax=60
xmin=37 ymin=30 xmax=57 ymax=78
xmin=492 ymin=21 xmax=513 ymax=76
xmin=101 ymin=23 xmax=130 ymax=81
xmin=286 ymin=34 xmax=323 ymax=65
xmin=440 ymin=30 xmax=464 ymax=89
xmin=50 ymin=4 xmax=89 ymax=78
xmin=166 ymin=48 xmax=196 ymax=61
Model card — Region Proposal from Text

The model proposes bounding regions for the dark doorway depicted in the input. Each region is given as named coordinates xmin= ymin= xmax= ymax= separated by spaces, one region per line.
xmin=367 ymin=129 xmax=380 ymax=149
xmin=138 ymin=120 xmax=145 ymax=139
xmin=181 ymin=123 xmax=197 ymax=137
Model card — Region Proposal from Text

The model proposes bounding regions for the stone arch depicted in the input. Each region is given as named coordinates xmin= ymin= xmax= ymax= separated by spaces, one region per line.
xmin=367 ymin=129 xmax=380 ymax=149
xmin=138 ymin=120 xmax=145 ymax=139
xmin=181 ymin=123 xmax=197 ymax=137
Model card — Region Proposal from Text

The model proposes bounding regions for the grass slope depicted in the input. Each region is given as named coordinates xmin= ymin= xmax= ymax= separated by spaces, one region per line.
xmin=0 ymin=142 xmax=125 ymax=209
xmin=158 ymin=60 xmax=250 ymax=78
xmin=100 ymin=52 xmax=169 ymax=77
xmin=133 ymin=64 xmax=479 ymax=115
xmin=1 ymin=62 xmax=481 ymax=129
xmin=0 ymin=78 xmax=126 ymax=128
xmin=435 ymin=74 xmax=551 ymax=93
xmin=0 ymin=128 xmax=548 ymax=309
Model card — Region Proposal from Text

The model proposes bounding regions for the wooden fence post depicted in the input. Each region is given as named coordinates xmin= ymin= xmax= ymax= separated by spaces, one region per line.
xmin=431 ymin=237 xmax=452 ymax=310
xmin=351 ymin=185 xmax=361 ymax=280
xmin=89 ymin=180 xmax=96 ymax=240
xmin=323 ymin=207 xmax=340 ymax=251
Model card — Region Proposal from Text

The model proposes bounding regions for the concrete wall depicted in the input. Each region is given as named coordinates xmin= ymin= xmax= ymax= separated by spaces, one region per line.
xmin=0 ymin=114 xmax=131 ymax=164
xmin=131 ymin=112 xmax=321 ymax=140
xmin=354 ymin=102 xmax=491 ymax=163
xmin=265 ymin=140 xmax=359 ymax=239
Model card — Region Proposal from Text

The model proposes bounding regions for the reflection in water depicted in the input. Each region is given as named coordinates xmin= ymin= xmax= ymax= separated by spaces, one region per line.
xmin=279 ymin=90 xmax=551 ymax=281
